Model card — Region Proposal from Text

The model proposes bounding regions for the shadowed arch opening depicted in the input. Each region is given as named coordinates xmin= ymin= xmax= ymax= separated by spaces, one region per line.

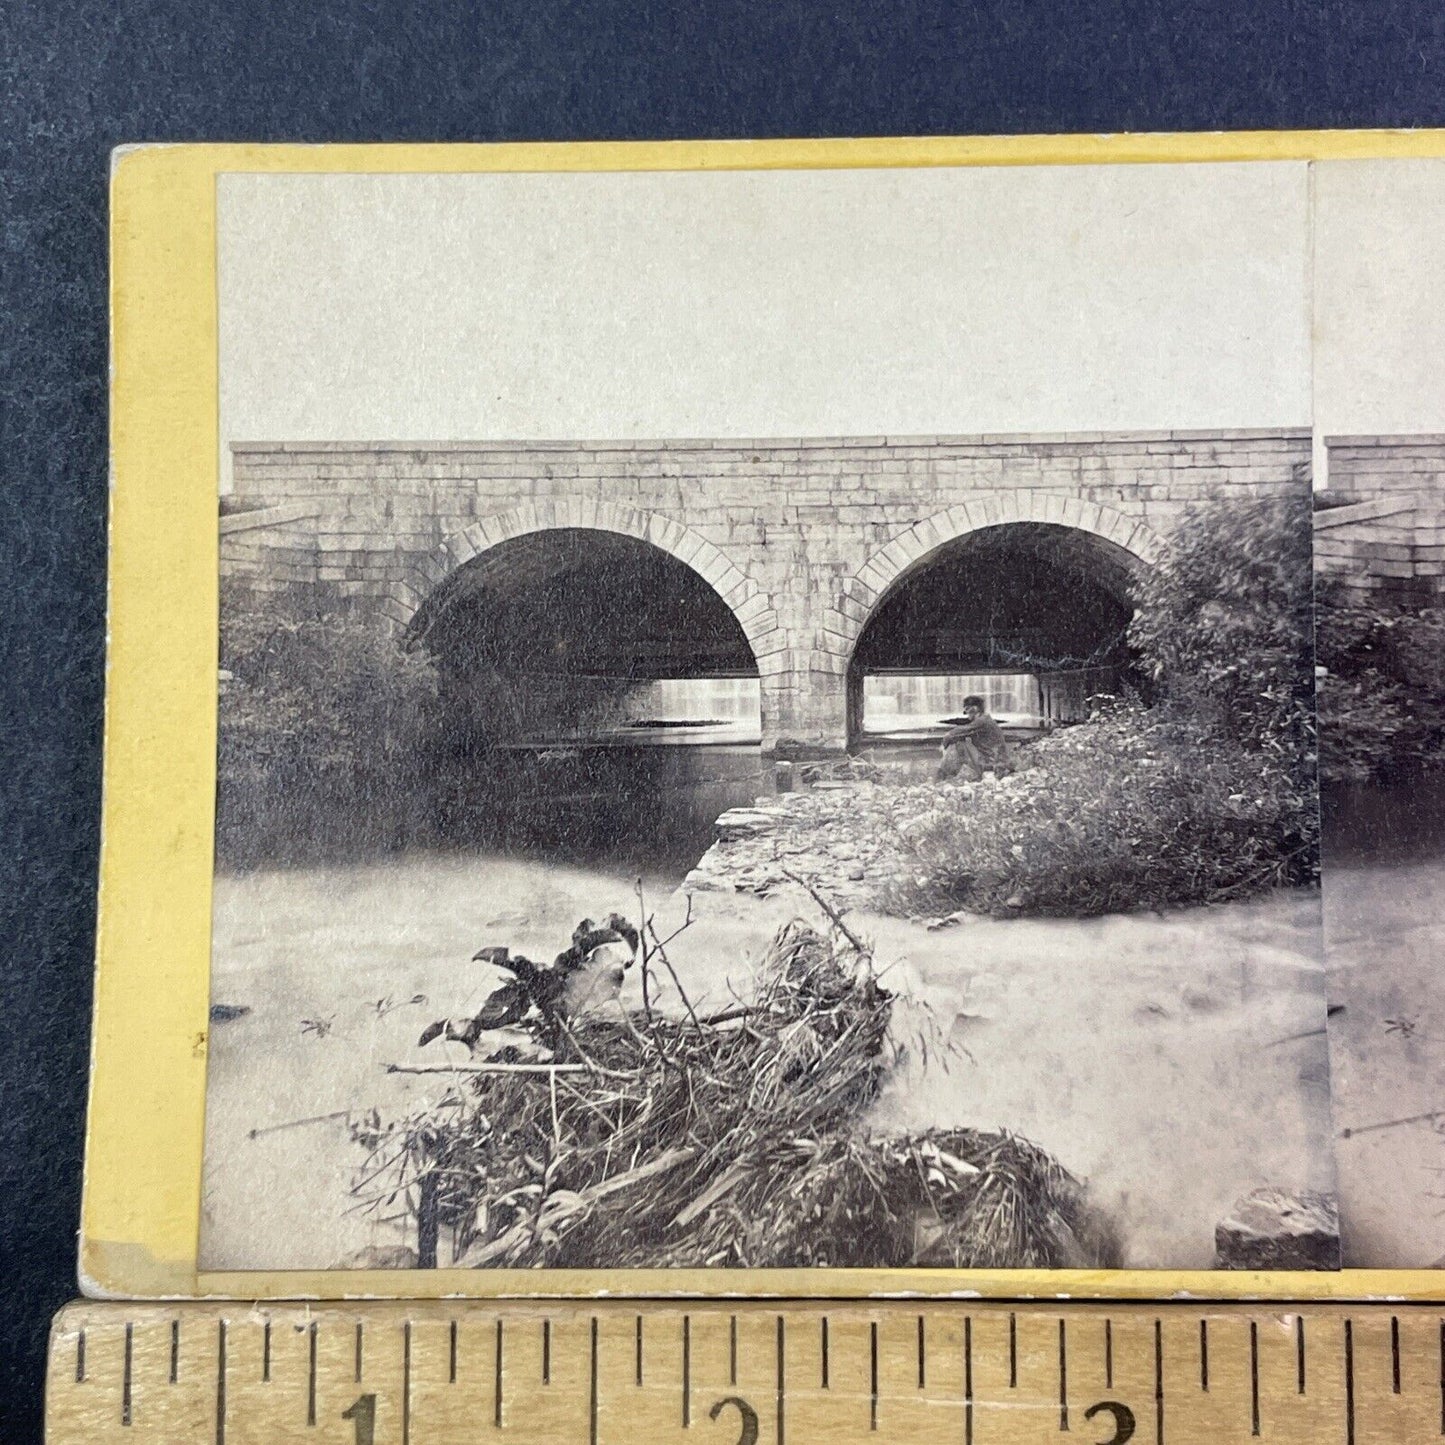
xmin=846 ymin=521 xmax=1147 ymax=745
xmin=413 ymin=527 xmax=762 ymax=751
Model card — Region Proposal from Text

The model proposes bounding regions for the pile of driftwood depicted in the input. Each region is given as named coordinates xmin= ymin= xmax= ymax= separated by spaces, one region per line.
xmin=351 ymin=915 xmax=1117 ymax=1270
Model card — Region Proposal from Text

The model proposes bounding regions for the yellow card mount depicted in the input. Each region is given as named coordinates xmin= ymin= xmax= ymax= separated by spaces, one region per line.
xmin=47 ymin=1299 xmax=1445 ymax=1443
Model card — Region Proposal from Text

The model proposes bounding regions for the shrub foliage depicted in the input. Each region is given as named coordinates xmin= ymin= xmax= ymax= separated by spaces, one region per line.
xmin=1314 ymin=585 xmax=1445 ymax=783
xmin=1127 ymin=495 xmax=1316 ymax=761
xmin=891 ymin=705 xmax=1320 ymax=918
xmin=216 ymin=585 xmax=440 ymax=866
xmin=893 ymin=499 xmax=1320 ymax=917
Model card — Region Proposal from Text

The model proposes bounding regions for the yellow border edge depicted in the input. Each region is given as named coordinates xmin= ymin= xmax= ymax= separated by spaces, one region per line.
xmin=89 ymin=130 xmax=1445 ymax=1302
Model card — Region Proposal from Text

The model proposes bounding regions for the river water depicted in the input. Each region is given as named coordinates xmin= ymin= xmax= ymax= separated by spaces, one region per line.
xmin=1322 ymin=772 xmax=1445 ymax=1268
xmin=201 ymin=739 xmax=1338 ymax=1273
xmin=430 ymin=735 xmax=945 ymax=884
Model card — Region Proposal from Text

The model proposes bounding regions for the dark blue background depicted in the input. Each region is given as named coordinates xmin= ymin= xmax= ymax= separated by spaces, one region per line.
xmin=4 ymin=2 xmax=1445 ymax=1439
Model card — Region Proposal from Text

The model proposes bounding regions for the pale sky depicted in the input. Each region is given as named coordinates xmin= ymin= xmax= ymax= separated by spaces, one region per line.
xmin=1313 ymin=158 xmax=1445 ymax=479
xmin=217 ymin=159 xmax=1445 ymax=491
xmin=218 ymin=161 xmax=1313 ymax=490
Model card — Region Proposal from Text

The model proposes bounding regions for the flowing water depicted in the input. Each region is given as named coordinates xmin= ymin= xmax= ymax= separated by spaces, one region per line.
xmin=1322 ymin=773 xmax=1445 ymax=1267
xmin=201 ymin=740 xmax=1336 ymax=1273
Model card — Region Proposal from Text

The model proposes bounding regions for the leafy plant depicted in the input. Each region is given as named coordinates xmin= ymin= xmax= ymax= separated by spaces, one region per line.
xmin=1128 ymin=496 xmax=1316 ymax=764
xmin=887 ymin=703 xmax=1320 ymax=918
xmin=1314 ymin=585 xmax=1445 ymax=783
xmin=216 ymin=584 xmax=440 ymax=866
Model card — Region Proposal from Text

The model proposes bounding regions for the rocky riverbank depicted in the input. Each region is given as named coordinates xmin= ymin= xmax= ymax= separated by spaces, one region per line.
xmin=682 ymin=765 xmax=1022 ymax=917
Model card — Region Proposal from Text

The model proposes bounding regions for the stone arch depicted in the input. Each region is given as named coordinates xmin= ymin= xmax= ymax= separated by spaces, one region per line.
xmin=391 ymin=498 xmax=784 ymax=668
xmin=834 ymin=494 xmax=1165 ymax=658
xmin=835 ymin=495 xmax=1165 ymax=743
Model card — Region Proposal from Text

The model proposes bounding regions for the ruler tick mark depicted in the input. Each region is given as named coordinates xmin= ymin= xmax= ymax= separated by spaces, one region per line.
xmin=1104 ymin=1319 xmax=1113 ymax=1390
xmin=776 ymin=1315 xmax=785 ymax=1445
xmin=1345 ymin=1319 xmax=1355 ymax=1445
xmin=1391 ymin=1315 xmax=1400 ymax=1394
xmin=355 ymin=1321 xmax=363 ymax=1383
xmin=683 ymin=1315 xmax=692 ymax=1427
xmin=122 ymin=1321 xmax=133 ymax=1426
xmin=820 ymin=1316 xmax=829 ymax=1389
xmin=729 ymin=1314 xmax=737 ymax=1387
xmin=449 ymin=1319 xmax=457 ymax=1384
xmin=1009 ymin=1313 xmax=1017 ymax=1388
xmin=1059 ymin=1319 xmax=1069 ymax=1432
xmin=216 ymin=1320 xmax=228 ymax=1445
xmin=590 ymin=1319 xmax=599 ymax=1445
xmin=307 ymin=1320 xmax=318 ymax=1427
xmin=964 ymin=1317 xmax=974 ymax=1445
xmin=918 ymin=1314 xmax=926 ymax=1388
xmin=1296 ymin=1315 xmax=1305 ymax=1394
xmin=402 ymin=1321 xmax=412 ymax=1445
xmin=170 ymin=1318 xmax=180 ymax=1384
xmin=1153 ymin=1318 xmax=1164 ymax=1445
xmin=75 ymin=1328 xmax=85 ymax=1384
xmin=543 ymin=1318 xmax=551 ymax=1385
xmin=1437 ymin=1318 xmax=1444 ymax=1434
xmin=261 ymin=1318 xmax=271 ymax=1382
xmin=870 ymin=1320 xmax=879 ymax=1431
xmin=1200 ymin=1319 xmax=1209 ymax=1392
xmin=1249 ymin=1321 xmax=1260 ymax=1437
xmin=494 ymin=1318 xmax=504 ymax=1427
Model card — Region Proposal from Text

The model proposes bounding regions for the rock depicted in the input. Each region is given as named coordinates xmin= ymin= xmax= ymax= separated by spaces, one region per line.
xmin=714 ymin=807 xmax=785 ymax=841
xmin=927 ymin=910 xmax=983 ymax=931
xmin=681 ymin=867 xmax=725 ymax=894
xmin=769 ymin=738 xmax=843 ymax=762
xmin=339 ymin=1243 xmax=419 ymax=1270
xmin=1214 ymin=1188 xmax=1341 ymax=1271
xmin=846 ymin=866 xmax=866 ymax=881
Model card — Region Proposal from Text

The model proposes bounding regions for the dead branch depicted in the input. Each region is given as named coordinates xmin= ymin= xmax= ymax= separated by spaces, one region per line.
xmin=780 ymin=867 xmax=868 ymax=953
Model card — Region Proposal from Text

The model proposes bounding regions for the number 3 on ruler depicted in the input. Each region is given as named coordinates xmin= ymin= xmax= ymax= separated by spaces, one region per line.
xmin=342 ymin=1393 xmax=376 ymax=1445
xmin=1083 ymin=1399 xmax=1136 ymax=1444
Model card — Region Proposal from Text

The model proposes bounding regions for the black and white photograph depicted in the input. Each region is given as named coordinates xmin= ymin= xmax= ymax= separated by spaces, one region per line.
xmin=198 ymin=162 xmax=1337 ymax=1273
xmin=1313 ymin=160 xmax=1445 ymax=1269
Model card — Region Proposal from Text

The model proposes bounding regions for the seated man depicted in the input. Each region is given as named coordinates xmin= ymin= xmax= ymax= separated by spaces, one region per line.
xmin=937 ymin=694 xmax=1015 ymax=782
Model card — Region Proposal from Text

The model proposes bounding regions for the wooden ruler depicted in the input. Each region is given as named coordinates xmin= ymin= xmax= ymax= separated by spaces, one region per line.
xmin=46 ymin=1300 xmax=1445 ymax=1443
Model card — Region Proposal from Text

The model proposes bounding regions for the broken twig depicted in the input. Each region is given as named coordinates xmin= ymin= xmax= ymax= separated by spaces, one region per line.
xmin=386 ymin=1062 xmax=588 ymax=1076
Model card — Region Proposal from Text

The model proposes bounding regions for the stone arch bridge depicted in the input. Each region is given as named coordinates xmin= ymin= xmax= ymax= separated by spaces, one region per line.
xmin=222 ymin=430 xmax=1309 ymax=752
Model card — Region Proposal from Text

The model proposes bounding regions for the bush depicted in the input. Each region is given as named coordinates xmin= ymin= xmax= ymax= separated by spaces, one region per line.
xmin=881 ymin=502 xmax=1321 ymax=917
xmin=1315 ymin=588 xmax=1445 ymax=783
xmin=889 ymin=704 xmax=1320 ymax=918
xmin=216 ymin=586 xmax=440 ymax=867
xmin=1128 ymin=496 xmax=1316 ymax=762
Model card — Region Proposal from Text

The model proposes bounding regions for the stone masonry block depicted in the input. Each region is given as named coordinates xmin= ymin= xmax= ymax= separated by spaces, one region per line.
xmin=445 ymin=533 xmax=479 ymax=566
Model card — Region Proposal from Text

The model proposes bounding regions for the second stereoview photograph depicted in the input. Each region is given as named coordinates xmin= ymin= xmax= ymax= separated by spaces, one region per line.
xmin=197 ymin=158 xmax=1356 ymax=1274
xmin=1312 ymin=159 xmax=1445 ymax=1271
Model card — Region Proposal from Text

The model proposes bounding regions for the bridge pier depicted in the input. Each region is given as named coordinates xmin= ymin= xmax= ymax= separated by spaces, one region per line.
xmin=760 ymin=664 xmax=849 ymax=756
